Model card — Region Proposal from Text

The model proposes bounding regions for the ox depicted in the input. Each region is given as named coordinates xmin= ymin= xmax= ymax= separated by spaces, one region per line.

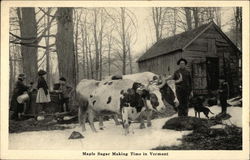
xmin=106 ymin=72 xmax=179 ymax=127
xmin=86 ymin=79 xmax=165 ymax=134
xmin=100 ymin=72 xmax=162 ymax=128
xmin=76 ymin=72 xmax=179 ymax=134
xmin=77 ymin=72 xmax=159 ymax=131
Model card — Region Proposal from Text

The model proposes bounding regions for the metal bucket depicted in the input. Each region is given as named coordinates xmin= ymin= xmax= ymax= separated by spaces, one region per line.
xmin=17 ymin=93 xmax=29 ymax=104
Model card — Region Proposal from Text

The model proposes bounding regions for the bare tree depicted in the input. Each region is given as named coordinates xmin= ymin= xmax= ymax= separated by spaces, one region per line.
xmin=43 ymin=8 xmax=53 ymax=89
xmin=84 ymin=21 xmax=90 ymax=79
xmin=80 ymin=19 xmax=86 ymax=79
xmin=151 ymin=7 xmax=167 ymax=41
xmin=98 ymin=9 xmax=106 ymax=80
xmin=107 ymin=30 xmax=114 ymax=76
xmin=73 ymin=9 xmax=82 ymax=83
xmin=16 ymin=7 xmax=38 ymax=84
xmin=88 ymin=41 xmax=94 ymax=79
xmin=56 ymin=8 xmax=75 ymax=87
xmin=215 ymin=7 xmax=221 ymax=27
xmin=105 ymin=8 xmax=137 ymax=75
xmin=10 ymin=7 xmax=57 ymax=86
xmin=92 ymin=9 xmax=100 ymax=80
xmin=120 ymin=7 xmax=127 ymax=74
xmin=184 ymin=7 xmax=192 ymax=30
xmin=127 ymin=37 xmax=133 ymax=74
xmin=80 ymin=12 xmax=90 ymax=79
xmin=234 ymin=7 xmax=242 ymax=49
xmin=192 ymin=7 xmax=200 ymax=28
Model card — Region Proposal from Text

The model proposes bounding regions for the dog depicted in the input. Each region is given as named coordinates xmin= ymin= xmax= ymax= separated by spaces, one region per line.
xmin=190 ymin=96 xmax=214 ymax=119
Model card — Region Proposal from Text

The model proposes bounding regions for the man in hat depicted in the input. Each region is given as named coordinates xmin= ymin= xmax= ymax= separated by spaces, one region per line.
xmin=57 ymin=77 xmax=73 ymax=112
xmin=10 ymin=74 xmax=29 ymax=120
xmin=165 ymin=58 xmax=193 ymax=116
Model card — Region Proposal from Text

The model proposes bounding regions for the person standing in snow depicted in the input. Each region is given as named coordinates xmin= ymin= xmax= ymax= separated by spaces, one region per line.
xmin=36 ymin=69 xmax=51 ymax=113
xmin=10 ymin=74 xmax=29 ymax=120
xmin=164 ymin=58 xmax=193 ymax=117
xmin=218 ymin=76 xmax=229 ymax=115
xmin=57 ymin=77 xmax=73 ymax=112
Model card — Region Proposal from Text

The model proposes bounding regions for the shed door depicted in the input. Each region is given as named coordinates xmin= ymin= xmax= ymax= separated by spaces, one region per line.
xmin=206 ymin=57 xmax=219 ymax=90
xmin=192 ymin=60 xmax=207 ymax=95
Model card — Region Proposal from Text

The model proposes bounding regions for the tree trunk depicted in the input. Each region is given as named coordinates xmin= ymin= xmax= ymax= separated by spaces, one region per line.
xmin=45 ymin=8 xmax=51 ymax=90
xmin=89 ymin=43 xmax=94 ymax=79
xmin=128 ymin=42 xmax=133 ymax=74
xmin=121 ymin=8 xmax=126 ymax=75
xmin=85 ymin=34 xmax=90 ymax=79
xmin=235 ymin=7 xmax=242 ymax=49
xmin=193 ymin=8 xmax=199 ymax=28
xmin=99 ymin=51 xmax=102 ymax=80
xmin=9 ymin=45 xmax=14 ymax=94
xmin=18 ymin=7 xmax=38 ymax=84
xmin=93 ymin=9 xmax=99 ymax=80
xmin=215 ymin=7 xmax=221 ymax=27
xmin=83 ymin=20 xmax=90 ymax=79
xmin=235 ymin=7 xmax=239 ymax=48
xmin=172 ymin=8 xmax=177 ymax=35
xmin=74 ymin=11 xmax=79 ymax=84
xmin=81 ymin=26 xmax=86 ymax=79
xmin=152 ymin=7 xmax=163 ymax=41
xmin=184 ymin=7 xmax=192 ymax=31
xmin=56 ymin=8 xmax=75 ymax=87
xmin=108 ymin=35 xmax=112 ymax=76
xmin=99 ymin=12 xmax=104 ymax=80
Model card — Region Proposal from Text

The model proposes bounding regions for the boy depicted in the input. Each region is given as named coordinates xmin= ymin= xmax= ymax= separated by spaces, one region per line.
xmin=58 ymin=77 xmax=73 ymax=112
xmin=218 ymin=76 xmax=229 ymax=115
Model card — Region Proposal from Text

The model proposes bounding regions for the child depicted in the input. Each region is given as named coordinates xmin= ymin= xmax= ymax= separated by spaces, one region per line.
xmin=218 ymin=76 xmax=229 ymax=114
xmin=58 ymin=77 xmax=73 ymax=112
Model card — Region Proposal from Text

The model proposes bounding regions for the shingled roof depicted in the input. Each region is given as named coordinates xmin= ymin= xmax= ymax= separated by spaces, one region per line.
xmin=137 ymin=22 xmax=213 ymax=62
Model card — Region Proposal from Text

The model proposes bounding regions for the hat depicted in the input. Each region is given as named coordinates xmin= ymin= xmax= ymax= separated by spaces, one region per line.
xmin=38 ymin=69 xmax=47 ymax=76
xmin=18 ymin=73 xmax=25 ymax=80
xmin=59 ymin=77 xmax=66 ymax=81
xmin=18 ymin=73 xmax=25 ymax=78
xmin=177 ymin=58 xmax=188 ymax=65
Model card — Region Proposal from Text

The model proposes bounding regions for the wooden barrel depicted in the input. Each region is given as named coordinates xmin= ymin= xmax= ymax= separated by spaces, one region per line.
xmin=26 ymin=91 xmax=62 ymax=115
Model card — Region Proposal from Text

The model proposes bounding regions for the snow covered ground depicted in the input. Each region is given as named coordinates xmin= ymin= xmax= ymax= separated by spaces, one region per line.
xmin=9 ymin=105 xmax=242 ymax=150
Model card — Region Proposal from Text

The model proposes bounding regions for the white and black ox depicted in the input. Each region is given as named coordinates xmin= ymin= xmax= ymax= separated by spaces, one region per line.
xmin=76 ymin=72 xmax=178 ymax=135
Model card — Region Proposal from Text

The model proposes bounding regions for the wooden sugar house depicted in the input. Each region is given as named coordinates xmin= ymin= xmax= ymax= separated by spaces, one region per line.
xmin=137 ymin=22 xmax=241 ymax=97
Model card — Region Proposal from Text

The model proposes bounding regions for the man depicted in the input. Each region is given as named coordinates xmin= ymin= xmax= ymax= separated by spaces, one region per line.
xmin=167 ymin=58 xmax=192 ymax=116
xmin=57 ymin=77 xmax=73 ymax=112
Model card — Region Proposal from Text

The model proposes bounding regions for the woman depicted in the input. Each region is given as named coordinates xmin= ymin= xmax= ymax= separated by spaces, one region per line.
xmin=10 ymin=74 xmax=29 ymax=120
xmin=36 ymin=69 xmax=51 ymax=113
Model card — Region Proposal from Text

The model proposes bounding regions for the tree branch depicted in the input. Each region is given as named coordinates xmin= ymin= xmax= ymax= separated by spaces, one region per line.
xmin=36 ymin=9 xmax=58 ymax=43
xmin=38 ymin=7 xmax=55 ymax=18
xmin=36 ymin=13 xmax=46 ymax=25
xmin=9 ymin=32 xmax=37 ymax=40
xmin=10 ymin=40 xmax=55 ymax=50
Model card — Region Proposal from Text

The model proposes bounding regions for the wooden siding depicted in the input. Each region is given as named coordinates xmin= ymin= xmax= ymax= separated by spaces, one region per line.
xmin=138 ymin=52 xmax=182 ymax=76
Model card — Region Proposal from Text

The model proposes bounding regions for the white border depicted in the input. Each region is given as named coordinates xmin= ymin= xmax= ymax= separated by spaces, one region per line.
xmin=1 ymin=1 xmax=249 ymax=160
